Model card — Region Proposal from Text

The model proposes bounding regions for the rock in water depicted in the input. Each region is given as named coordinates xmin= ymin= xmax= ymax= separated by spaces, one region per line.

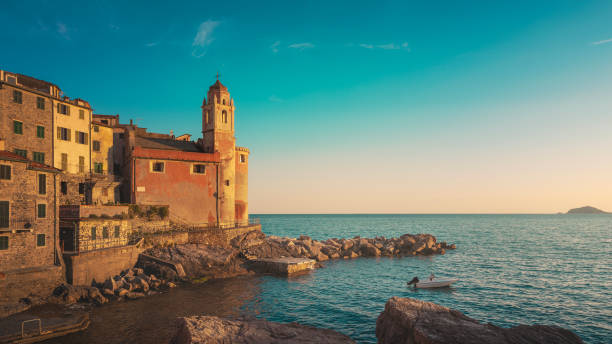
xmin=170 ymin=316 xmax=355 ymax=344
xmin=376 ymin=297 xmax=584 ymax=344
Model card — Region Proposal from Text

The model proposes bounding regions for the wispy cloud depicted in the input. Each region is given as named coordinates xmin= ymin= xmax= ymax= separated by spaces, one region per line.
xmin=592 ymin=38 xmax=612 ymax=45
xmin=56 ymin=22 xmax=70 ymax=40
xmin=268 ymin=95 xmax=283 ymax=103
xmin=357 ymin=42 xmax=410 ymax=51
xmin=145 ymin=41 xmax=159 ymax=47
xmin=288 ymin=42 xmax=315 ymax=50
xmin=192 ymin=19 xmax=221 ymax=57
xmin=109 ymin=24 xmax=120 ymax=31
xmin=270 ymin=41 xmax=281 ymax=53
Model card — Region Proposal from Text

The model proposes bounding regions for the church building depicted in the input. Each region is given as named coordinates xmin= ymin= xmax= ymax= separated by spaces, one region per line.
xmin=124 ymin=79 xmax=249 ymax=226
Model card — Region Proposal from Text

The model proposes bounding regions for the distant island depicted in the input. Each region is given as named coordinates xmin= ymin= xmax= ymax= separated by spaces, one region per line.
xmin=566 ymin=206 xmax=609 ymax=214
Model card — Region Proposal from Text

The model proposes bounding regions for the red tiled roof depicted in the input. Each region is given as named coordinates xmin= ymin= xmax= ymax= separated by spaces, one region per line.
xmin=0 ymin=150 xmax=62 ymax=173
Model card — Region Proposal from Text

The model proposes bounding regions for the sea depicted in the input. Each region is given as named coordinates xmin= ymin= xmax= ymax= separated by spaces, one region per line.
xmin=48 ymin=214 xmax=611 ymax=344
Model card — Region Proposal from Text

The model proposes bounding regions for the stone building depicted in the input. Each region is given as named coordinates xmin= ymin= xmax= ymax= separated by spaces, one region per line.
xmin=0 ymin=70 xmax=55 ymax=166
xmin=0 ymin=146 xmax=64 ymax=304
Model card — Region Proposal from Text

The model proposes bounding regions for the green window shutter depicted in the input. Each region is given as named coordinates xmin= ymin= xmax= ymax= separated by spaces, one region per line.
xmin=114 ymin=226 xmax=120 ymax=238
xmin=67 ymin=129 xmax=71 ymax=141
xmin=91 ymin=227 xmax=97 ymax=240
xmin=0 ymin=236 xmax=8 ymax=250
xmin=39 ymin=174 xmax=46 ymax=194
xmin=37 ymin=204 xmax=46 ymax=218
xmin=37 ymin=126 xmax=44 ymax=138
xmin=0 ymin=165 xmax=10 ymax=180
xmin=0 ymin=201 xmax=9 ymax=228
xmin=13 ymin=121 xmax=22 ymax=134
xmin=37 ymin=234 xmax=45 ymax=246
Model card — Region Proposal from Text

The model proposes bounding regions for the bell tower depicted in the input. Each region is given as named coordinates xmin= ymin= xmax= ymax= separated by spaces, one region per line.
xmin=201 ymin=76 xmax=236 ymax=226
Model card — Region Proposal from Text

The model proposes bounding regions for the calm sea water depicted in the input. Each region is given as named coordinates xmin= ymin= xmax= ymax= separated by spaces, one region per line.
xmin=49 ymin=214 xmax=611 ymax=344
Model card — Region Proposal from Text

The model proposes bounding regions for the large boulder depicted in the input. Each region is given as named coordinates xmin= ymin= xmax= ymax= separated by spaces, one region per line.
xmin=376 ymin=297 xmax=584 ymax=344
xmin=359 ymin=243 xmax=381 ymax=257
xmin=169 ymin=316 xmax=355 ymax=344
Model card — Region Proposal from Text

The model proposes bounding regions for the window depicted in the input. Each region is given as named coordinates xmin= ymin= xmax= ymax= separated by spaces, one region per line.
xmin=93 ymin=140 xmax=101 ymax=151
xmin=103 ymin=227 xmax=109 ymax=239
xmin=94 ymin=163 xmax=103 ymax=174
xmin=240 ymin=154 xmax=246 ymax=163
xmin=0 ymin=201 xmax=8 ymax=228
xmin=79 ymin=109 xmax=84 ymax=119
xmin=13 ymin=121 xmax=23 ymax=134
xmin=76 ymin=131 xmax=88 ymax=144
xmin=205 ymin=111 xmax=209 ymax=124
xmin=222 ymin=110 xmax=228 ymax=123
xmin=36 ymin=125 xmax=45 ymax=138
xmin=114 ymin=226 xmax=120 ymax=238
xmin=37 ymin=203 xmax=46 ymax=218
xmin=6 ymin=75 xmax=17 ymax=85
xmin=79 ymin=156 xmax=85 ymax=173
xmin=57 ymin=127 xmax=71 ymax=141
xmin=61 ymin=182 xmax=67 ymax=195
xmin=0 ymin=236 xmax=7 ymax=250
xmin=37 ymin=97 xmax=45 ymax=109
xmin=91 ymin=227 xmax=97 ymax=240
xmin=57 ymin=103 xmax=69 ymax=115
xmin=118 ymin=133 xmax=124 ymax=139
xmin=38 ymin=174 xmax=46 ymax=194
xmin=193 ymin=164 xmax=206 ymax=174
xmin=13 ymin=90 xmax=22 ymax=104
xmin=33 ymin=152 xmax=45 ymax=164
xmin=61 ymin=153 xmax=68 ymax=170
xmin=78 ymin=183 xmax=85 ymax=195
xmin=14 ymin=149 xmax=27 ymax=158
xmin=152 ymin=162 xmax=164 ymax=173
xmin=222 ymin=99 xmax=226 ymax=105
xmin=101 ymin=120 xmax=108 ymax=125
xmin=93 ymin=125 xmax=99 ymax=132
xmin=225 ymin=179 xmax=230 ymax=186
xmin=37 ymin=234 xmax=45 ymax=247
xmin=0 ymin=165 xmax=10 ymax=180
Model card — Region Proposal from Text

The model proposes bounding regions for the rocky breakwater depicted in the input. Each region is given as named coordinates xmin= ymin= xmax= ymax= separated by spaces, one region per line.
xmin=169 ymin=315 xmax=355 ymax=344
xmin=49 ymin=267 xmax=177 ymax=305
xmin=142 ymin=231 xmax=455 ymax=280
xmin=376 ymin=297 xmax=584 ymax=344
xmin=241 ymin=232 xmax=456 ymax=262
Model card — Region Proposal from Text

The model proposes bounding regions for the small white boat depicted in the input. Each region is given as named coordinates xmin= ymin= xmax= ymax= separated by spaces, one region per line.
xmin=407 ymin=276 xmax=458 ymax=288
xmin=415 ymin=278 xmax=458 ymax=288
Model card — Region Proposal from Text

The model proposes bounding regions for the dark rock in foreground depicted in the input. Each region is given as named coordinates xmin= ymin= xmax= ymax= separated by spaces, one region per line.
xmin=169 ymin=315 xmax=355 ymax=344
xmin=376 ymin=297 xmax=584 ymax=344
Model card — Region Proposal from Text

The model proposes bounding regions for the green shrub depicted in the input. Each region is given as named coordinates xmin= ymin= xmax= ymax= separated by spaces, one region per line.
xmin=157 ymin=207 xmax=169 ymax=219
xmin=88 ymin=214 xmax=98 ymax=218
xmin=100 ymin=214 xmax=111 ymax=219
xmin=129 ymin=204 xmax=142 ymax=217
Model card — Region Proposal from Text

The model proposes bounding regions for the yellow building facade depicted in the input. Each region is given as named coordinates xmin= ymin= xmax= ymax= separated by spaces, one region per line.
xmin=52 ymin=98 xmax=92 ymax=174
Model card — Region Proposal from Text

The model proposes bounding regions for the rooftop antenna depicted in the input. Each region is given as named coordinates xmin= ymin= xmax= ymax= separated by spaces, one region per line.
xmin=216 ymin=71 xmax=221 ymax=81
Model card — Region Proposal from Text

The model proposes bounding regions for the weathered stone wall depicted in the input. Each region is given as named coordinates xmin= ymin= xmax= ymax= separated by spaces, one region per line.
xmin=75 ymin=218 xmax=130 ymax=252
xmin=187 ymin=224 xmax=261 ymax=247
xmin=91 ymin=123 xmax=114 ymax=176
xmin=140 ymin=231 xmax=189 ymax=248
xmin=0 ymin=82 xmax=53 ymax=166
xmin=64 ymin=242 xmax=143 ymax=285
xmin=58 ymin=173 xmax=87 ymax=206
xmin=0 ymin=265 xmax=63 ymax=309
xmin=0 ymin=161 xmax=58 ymax=270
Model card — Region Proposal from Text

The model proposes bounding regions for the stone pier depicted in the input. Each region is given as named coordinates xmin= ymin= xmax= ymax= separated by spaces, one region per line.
xmin=251 ymin=257 xmax=316 ymax=275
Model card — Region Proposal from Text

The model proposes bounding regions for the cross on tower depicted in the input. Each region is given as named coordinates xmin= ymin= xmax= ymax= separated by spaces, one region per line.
xmin=216 ymin=71 xmax=221 ymax=81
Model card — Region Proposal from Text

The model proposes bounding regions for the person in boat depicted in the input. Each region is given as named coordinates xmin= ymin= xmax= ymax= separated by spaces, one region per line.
xmin=429 ymin=273 xmax=435 ymax=281
xmin=407 ymin=276 xmax=419 ymax=286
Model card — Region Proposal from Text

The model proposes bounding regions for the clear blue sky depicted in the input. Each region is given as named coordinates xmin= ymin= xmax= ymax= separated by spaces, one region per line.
xmin=2 ymin=1 xmax=612 ymax=213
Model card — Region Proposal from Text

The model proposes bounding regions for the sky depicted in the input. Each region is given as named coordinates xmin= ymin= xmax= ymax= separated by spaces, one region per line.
xmin=1 ymin=0 xmax=611 ymax=213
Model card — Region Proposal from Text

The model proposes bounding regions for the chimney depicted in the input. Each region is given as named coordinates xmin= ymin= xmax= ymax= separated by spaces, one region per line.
xmin=130 ymin=119 xmax=133 ymax=126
